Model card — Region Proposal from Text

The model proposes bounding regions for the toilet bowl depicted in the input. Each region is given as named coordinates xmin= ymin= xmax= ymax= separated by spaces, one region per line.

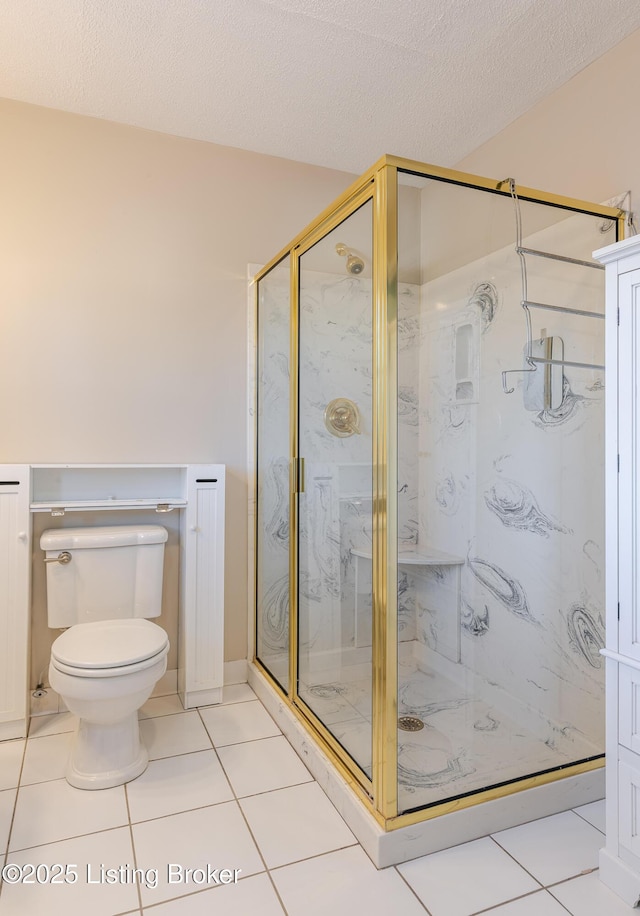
xmin=41 ymin=525 xmax=170 ymax=790
xmin=49 ymin=618 xmax=169 ymax=789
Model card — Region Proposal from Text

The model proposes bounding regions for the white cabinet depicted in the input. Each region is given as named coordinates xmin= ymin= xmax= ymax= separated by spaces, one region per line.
xmin=595 ymin=236 xmax=640 ymax=906
xmin=0 ymin=463 xmax=225 ymax=739
xmin=180 ymin=469 xmax=226 ymax=707
xmin=0 ymin=466 xmax=30 ymax=740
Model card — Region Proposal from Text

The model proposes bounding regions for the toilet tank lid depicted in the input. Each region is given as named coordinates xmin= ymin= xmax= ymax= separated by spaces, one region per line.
xmin=40 ymin=525 xmax=168 ymax=551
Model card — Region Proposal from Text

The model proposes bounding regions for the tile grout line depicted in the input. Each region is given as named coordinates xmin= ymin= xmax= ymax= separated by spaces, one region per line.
xmin=8 ymin=822 xmax=130 ymax=857
xmin=489 ymin=829 xmax=601 ymax=891
xmin=6 ymin=693 xmax=328 ymax=911
xmin=1 ymin=730 xmax=142 ymax=906
xmin=203 ymin=732 xmax=285 ymax=750
xmin=571 ymin=806 xmax=605 ymax=835
xmin=542 ymin=869 xmax=599 ymax=916
xmin=467 ymin=888 xmax=569 ymax=915
xmin=390 ymin=863 xmax=434 ymax=915
xmin=487 ymin=831 xmax=602 ymax=915
xmin=0 ymin=735 xmax=29 ymax=903
xmin=267 ymin=840 xmax=361 ymax=875
xmin=206 ymin=694 xmax=382 ymax=899
xmin=544 ymin=866 xmax=599 ymax=889
xmin=197 ymin=697 xmax=368 ymax=906
xmin=139 ymin=882 xmax=249 ymax=913
xmin=122 ymin=704 xmax=245 ymax=909
xmin=487 ymin=833 xmax=546 ymax=895
xmin=17 ymin=744 xmax=218 ymax=791
xmin=5 ymin=692 xmax=599 ymax=916
xmin=1 ymin=704 xmax=268 ymax=913
xmin=123 ymin=777 xmax=145 ymax=916
xmin=195 ymin=705 xmax=291 ymax=916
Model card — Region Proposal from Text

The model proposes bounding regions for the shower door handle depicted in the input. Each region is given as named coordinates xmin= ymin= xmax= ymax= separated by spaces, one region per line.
xmin=292 ymin=457 xmax=305 ymax=494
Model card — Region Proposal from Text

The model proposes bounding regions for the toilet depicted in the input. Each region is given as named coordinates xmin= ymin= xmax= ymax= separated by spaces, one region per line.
xmin=41 ymin=524 xmax=170 ymax=790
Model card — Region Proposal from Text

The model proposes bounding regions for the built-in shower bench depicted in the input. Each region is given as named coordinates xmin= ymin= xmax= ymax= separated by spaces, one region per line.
xmin=351 ymin=547 xmax=464 ymax=660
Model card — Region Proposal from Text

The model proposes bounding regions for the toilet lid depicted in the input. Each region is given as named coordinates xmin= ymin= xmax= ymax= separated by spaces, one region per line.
xmin=51 ymin=619 xmax=169 ymax=670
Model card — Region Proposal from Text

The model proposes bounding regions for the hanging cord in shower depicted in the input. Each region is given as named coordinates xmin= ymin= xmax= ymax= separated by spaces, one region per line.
xmin=501 ymin=178 xmax=538 ymax=395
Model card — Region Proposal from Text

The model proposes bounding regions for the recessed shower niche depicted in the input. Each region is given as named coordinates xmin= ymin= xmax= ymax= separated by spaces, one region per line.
xmin=251 ymin=156 xmax=624 ymax=863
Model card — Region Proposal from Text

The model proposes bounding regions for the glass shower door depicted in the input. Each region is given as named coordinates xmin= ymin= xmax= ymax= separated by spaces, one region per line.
xmin=395 ymin=169 xmax=612 ymax=816
xmin=296 ymin=200 xmax=374 ymax=778
xmin=256 ymin=257 xmax=291 ymax=692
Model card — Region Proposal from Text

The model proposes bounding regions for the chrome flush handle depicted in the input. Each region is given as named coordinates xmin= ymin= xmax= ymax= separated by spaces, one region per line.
xmin=43 ymin=551 xmax=72 ymax=565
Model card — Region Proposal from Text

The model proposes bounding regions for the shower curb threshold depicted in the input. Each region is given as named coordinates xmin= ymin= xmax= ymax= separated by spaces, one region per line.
xmin=248 ymin=662 xmax=604 ymax=868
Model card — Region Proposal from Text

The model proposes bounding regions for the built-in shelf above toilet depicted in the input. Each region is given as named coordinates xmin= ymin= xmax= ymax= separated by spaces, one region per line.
xmin=0 ymin=462 xmax=226 ymax=740
xmin=30 ymin=497 xmax=187 ymax=514
xmin=29 ymin=464 xmax=193 ymax=515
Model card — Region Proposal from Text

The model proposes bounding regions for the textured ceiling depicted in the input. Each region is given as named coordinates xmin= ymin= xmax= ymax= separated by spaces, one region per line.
xmin=1 ymin=0 xmax=640 ymax=174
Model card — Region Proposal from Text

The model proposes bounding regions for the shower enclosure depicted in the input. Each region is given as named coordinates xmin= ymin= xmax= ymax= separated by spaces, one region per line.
xmin=253 ymin=156 xmax=623 ymax=834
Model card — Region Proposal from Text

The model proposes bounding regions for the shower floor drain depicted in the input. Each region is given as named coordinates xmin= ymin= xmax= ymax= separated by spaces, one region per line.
xmin=398 ymin=715 xmax=424 ymax=732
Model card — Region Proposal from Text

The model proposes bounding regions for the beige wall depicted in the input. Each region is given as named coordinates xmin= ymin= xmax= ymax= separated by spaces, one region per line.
xmin=456 ymin=28 xmax=640 ymax=209
xmin=5 ymin=25 xmax=639 ymax=682
xmin=0 ymin=98 xmax=355 ymax=673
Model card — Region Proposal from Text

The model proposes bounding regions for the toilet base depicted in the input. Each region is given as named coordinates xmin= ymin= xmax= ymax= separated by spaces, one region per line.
xmin=49 ymin=647 xmax=168 ymax=790
xmin=67 ymin=712 xmax=149 ymax=790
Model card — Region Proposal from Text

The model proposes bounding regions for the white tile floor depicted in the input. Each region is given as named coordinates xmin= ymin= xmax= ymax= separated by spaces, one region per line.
xmin=0 ymin=685 xmax=628 ymax=916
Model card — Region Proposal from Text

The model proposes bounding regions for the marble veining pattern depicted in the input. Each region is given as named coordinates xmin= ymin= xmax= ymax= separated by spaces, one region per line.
xmin=468 ymin=557 xmax=536 ymax=624
xmin=258 ymin=209 xmax=606 ymax=808
xmin=533 ymin=376 xmax=592 ymax=430
xmin=468 ymin=280 xmax=499 ymax=332
xmin=434 ymin=473 xmax=462 ymax=516
xmin=261 ymin=574 xmax=289 ymax=649
xmin=484 ymin=477 xmax=571 ymax=537
xmin=461 ymin=600 xmax=490 ymax=636
xmin=414 ymin=211 xmax=606 ymax=773
xmin=306 ymin=661 xmax=601 ymax=811
xmin=566 ymin=604 xmax=605 ymax=669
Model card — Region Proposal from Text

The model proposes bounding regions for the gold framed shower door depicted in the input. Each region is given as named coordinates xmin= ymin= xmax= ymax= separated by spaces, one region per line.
xmin=253 ymin=155 xmax=625 ymax=832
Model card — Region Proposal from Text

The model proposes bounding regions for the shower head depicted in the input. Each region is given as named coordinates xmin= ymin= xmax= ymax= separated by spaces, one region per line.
xmin=335 ymin=242 xmax=365 ymax=275
xmin=346 ymin=254 xmax=364 ymax=275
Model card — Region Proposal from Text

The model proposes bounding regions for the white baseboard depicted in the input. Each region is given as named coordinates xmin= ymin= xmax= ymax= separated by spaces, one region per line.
xmin=28 ymin=662 xmax=249 ymax=718
xmin=30 ymin=668 xmax=180 ymax=716
xmin=224 ymin=659 xmax=248 ymax=685
xmin=30 ymin=687 xmax=63 ymax=717
xmin=0 ymin=719 xmax=28 ymax=740
xmin=152 ymin=667 xmax=178 ymax=698
xmin=599 ymin=847 xmax=640 ymax=907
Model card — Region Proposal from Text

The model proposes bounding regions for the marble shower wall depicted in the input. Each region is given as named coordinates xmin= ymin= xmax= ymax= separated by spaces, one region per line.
xmin=258 ymin=263 xmax=422 ymax=682
xmin=297 ymin=272 xmax=420 ymax=677
xmin=297 ymin=271 xmax=372 ymax=670
xmin=414 ymin=213 xmax=608 ymax=748
xmin=258 ymin=204 xmax=607 ymax=760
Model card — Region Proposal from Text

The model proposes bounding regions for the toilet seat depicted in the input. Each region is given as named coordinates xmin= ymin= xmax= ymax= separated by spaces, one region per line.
xmin=51 ymin=619 xmax=169 ymax=679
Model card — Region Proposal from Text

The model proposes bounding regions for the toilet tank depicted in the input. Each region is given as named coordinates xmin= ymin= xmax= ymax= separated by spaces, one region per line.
xmin=40 ymin=525 xmax=168 ymax=628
